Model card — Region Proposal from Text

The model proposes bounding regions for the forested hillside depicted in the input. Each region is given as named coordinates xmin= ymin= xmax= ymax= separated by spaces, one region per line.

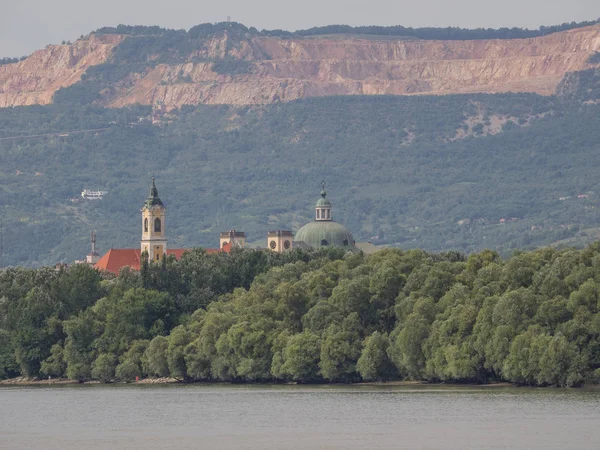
xmin=2 ymin=245 xmax=600 ymax=387
xmin=1 ymin=68 xmax=600 ymax=266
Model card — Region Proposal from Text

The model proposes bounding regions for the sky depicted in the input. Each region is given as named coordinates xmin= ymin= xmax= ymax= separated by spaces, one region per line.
xmin=1 ymin=0 xmax=599 ymax=57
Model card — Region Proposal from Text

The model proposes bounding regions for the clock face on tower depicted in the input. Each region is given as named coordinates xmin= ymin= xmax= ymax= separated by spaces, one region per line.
xmin=270 ymin=240 xmax=277 ymax=249
xmin=283 ymin=240 xmax=291 ymax=249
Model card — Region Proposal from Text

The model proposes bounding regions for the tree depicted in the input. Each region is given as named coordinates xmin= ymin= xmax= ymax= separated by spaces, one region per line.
xmin=389 ymin=313 xmax=430 ymax=379
xmin=167 ymin=326 xmax=191 ymax=379
xmin=537 ymin=334 xmax=584 ymax=387
xmin=357 ymin=332 xmax=397 ymax=381
xmin=115 ymin=340 xmax=149 ymax=381
xmin=0 ymin=329 xmax=18 ymax=379
xmin=11 ymin=287 xmax=62 ymax=376
xmin=93 ymin=288 xmax=174 ymax=354
xmin=144 ymin=335 xmax=169 ymax=377
xmin=63 ymin=309 xmax=101 ymax=381
xmin=40 ymin=344 xmax=66 ymax=378
xmin=280 ymin=332 xmax=321 ymax=382
xmin=91 ymin=353 xmax=117 ymax=382
xmin=319 ymin=314 xmax=362 ymax=382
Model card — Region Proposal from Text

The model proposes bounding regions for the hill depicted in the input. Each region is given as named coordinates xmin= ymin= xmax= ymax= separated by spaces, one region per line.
xmin=1 ymin=22 xmax=600 ymax=266
xmin=0 ymin=21 xmax=599 ymax=109
xmin=1 ymin=64 xmax=600 ymax=266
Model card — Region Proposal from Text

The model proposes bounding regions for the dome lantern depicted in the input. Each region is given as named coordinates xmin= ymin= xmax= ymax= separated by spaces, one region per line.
xmin=315 ymin=180 xmax=332 ymax=221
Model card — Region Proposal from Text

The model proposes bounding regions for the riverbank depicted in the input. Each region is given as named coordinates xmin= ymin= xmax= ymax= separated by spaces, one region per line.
xmin=0 ymin=377 xmax=519 ymax=388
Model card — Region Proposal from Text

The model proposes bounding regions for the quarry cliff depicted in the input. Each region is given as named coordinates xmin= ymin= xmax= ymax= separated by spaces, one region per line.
xmin=1 ymin=24 xmax=599 ymax=109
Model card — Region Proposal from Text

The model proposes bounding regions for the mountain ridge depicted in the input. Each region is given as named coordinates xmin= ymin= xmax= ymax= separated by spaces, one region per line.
xmin=1 ymin=22 xmax=599 ymax=109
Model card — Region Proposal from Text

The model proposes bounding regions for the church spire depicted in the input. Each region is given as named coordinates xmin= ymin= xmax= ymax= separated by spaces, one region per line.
xmin=143 ymin=176 xmax=164 ymax=209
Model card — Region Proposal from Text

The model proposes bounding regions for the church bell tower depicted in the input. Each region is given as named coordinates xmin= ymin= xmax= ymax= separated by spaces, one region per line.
xmin=141 ymin=177 xmax=167 ymax=262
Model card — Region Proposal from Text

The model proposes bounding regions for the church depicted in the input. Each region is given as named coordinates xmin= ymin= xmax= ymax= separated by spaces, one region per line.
xmin=93 ymin=178 xmax=357 ymax=274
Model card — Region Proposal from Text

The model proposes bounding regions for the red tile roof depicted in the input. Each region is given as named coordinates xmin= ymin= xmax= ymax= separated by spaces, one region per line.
xmin=94 ymin=243 xmax=232 ymax=275
xmin=94 ymin=249 xmax=141 ymax=274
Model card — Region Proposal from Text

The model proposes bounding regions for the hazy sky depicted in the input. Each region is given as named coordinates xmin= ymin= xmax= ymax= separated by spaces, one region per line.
xmin=1 ymin=0 xmax=599 ymax=57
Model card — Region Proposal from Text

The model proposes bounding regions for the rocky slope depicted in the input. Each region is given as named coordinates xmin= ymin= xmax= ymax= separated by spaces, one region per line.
xmin=1 ymin=25 xmax=600 ymax=108
xmin=0 ymin=34 xmax=122 ymax=107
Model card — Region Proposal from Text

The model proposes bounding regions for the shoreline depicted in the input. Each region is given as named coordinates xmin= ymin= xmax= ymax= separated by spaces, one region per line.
xmin=0 ymin=377 xmax=585 ymax=388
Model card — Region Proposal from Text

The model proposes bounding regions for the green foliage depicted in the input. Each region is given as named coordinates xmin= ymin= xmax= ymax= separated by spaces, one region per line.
xmin=92 ymin=288 xmax=174 ymax=354
xmin=115 ymin=339 xmax=148 ymax=381
xmin=289 ymin=20 xmax=600 ymax=40
xmin=279 ymin=332 xmax=321 ymax=382
xmin=63 ymin=309 xmax=100 ymax=380
xmin=93 ymin=20 xmax=600 ymax=41
xmin=40 ymin=344 xmax=66 ymax=377
xmin=0 ymin=330 xmax=18 ymax=378
xmin=0 ymin=56 xmax=26 ymax=65
xmin=212 ymin=60 xmax=252 ymax=75
xmin=588 ymin=52 xmax=600 ymax=64
xmin=91 ymin=353 xmax=117 ymax=382
xmin=319 ymin=314 xmax=363 ymax=382
xmin=3 ymin=83 xmax=600 ymax=267
xmin=4 ymin=243 xmax=600 ymax=385
xmin=356 ymin=332 xmax=397 ymax=381
xmin=144 ymin=335 xmax=170 ymax=377
xmin=166 ymin=326 xmax=190 ymax=379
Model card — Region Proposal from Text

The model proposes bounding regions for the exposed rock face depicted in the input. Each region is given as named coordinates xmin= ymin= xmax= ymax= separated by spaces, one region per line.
xmin=1 ymin=26 xmax=600 ymax=109
xmin=0 ymin=34 xmax=122 ymax=107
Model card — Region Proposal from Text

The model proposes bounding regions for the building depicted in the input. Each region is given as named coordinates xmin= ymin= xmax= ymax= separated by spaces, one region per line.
xmin=293 ymin=182 xmax=358 ymax=252
xmin=140 ymin=177 xmax=168 ymax=262
xmin=94 ymin=178 xmax=230 ymax=274
xmin=92 ymin=178 xmax=358 ymax=273
xmin=220 ymin=230 xmax=246 ymax=249
xmin=267 ymin=230 xmax=294 ymax=252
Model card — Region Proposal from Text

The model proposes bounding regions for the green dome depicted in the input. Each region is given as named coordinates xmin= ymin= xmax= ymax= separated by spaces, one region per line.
xmin=294 ymin=221 xmax=357 ymax=251
xmin=316 ymin=197 xmax=332 ymax=207
xmin=315 ymin=189 xmax=331 ymax=207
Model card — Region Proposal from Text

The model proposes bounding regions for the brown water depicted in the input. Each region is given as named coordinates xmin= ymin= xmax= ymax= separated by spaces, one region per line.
xmin=1 ymin=384 xmax=599 ymax=449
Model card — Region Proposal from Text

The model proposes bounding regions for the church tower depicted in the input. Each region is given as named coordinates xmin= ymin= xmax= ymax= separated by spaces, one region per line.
xmin=141 ymin=177 xmax=167 ymax=262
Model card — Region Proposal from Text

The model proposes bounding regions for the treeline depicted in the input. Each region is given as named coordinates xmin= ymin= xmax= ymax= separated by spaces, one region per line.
xmin=94 ymin=19 xmax=600 ymax=41
xmin=2 ymin=245 xmax=600 ymax=386
xmin=0 ymin=247 xmax=332 ymax=380
xmin=0 ymin=56 xmax=26 ymax=65
xmin=273 ymin=20 xmax=600 ymax=40
xmin=588 ymin=52 xmax=600 ymax=64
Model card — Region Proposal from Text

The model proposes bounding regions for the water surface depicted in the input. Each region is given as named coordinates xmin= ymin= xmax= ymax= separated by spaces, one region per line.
xmin=1 ymin=384 xmax=599 ymax=449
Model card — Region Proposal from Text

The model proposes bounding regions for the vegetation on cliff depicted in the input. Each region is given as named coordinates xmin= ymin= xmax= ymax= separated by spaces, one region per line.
xmin=2 ymin=244 xmax=600 ymax=387
xmin=0 ymin=57 xmax=26 ymax=65
xmin=95 ymin=19 xmax=600 ymax=41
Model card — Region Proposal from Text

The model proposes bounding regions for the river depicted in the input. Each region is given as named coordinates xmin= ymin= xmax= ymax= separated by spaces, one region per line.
xmin=1 ymin=384 xmax=599 ymax=449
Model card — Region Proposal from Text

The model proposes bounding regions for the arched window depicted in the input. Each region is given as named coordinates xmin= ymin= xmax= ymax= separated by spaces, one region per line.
xmin=320 ymin=239 xmax=328 ymax=246
xmin=154 ymin=218 xmax=161 ymax=233
xmin=144 ymin=218 xmax=148 ymax=232
xmin=343 ymin=239 xmax=348 ymax=246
